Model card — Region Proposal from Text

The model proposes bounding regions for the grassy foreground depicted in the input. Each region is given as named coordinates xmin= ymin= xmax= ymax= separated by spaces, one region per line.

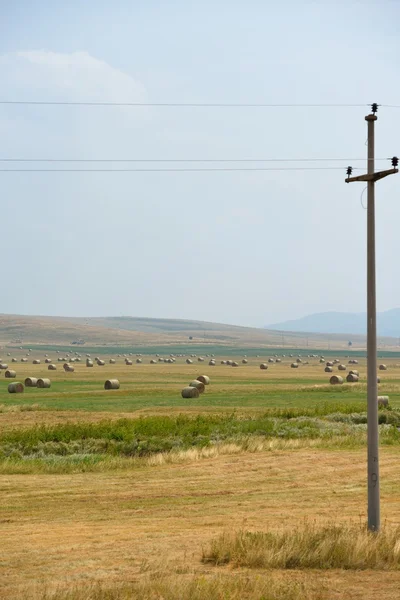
xmin=2 ymin=353 xmax=400 ymax=599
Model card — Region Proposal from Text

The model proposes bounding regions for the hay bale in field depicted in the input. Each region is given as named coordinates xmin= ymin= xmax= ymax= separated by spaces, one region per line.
xmin=109 ymin=359 xmax=116 ymax=364
xmin=25 ymin=377 xmax=38 ymax=387
xmin=268 ymin=358 xmax=274 ymax=364
xmin=276 ymin=359 xmax=282 ymax=363
xmin=37 ymin=378 xmax=51 ymax=388
xmin=125 ymin=360 xmax=133 ymax=366
xmin=379 ymin=364 xmax=387 ymax=371
xmin=209 ymin=360 xmax=216 ymax=366
xmin=11 ymin=358 xmax=17 ymax=363
xmin=186 ymin=359 xmax=193 ymax=364
xmin=189 ymin=380 xmax=205 ymax=394
xmin=260 ymin=363 xmax=268 ymax=370
xmin=150 ymin=359 xmax=157 ymax=364
xmin=48 ymin=364 xmax=57 ymax=371
xmin=324 ymin=366 xmax=333 ymax=373
xmin=136 ymin=359 xmax=142 ymax=364
xmin=104 ymin=379 xmax=120 ymax=390
xmin=33 ymin=359 xmax=40 ymax=365
xmin=97 ymin=360 xmax=105 ymax=366
xmin=196 ymin=375 xmax=210 ymax=385
xmin=231 ymin=361 xmax=239 ymax=367
xmin=221 ymin=360 xmax=227 ymax=365
xmin=45 ymin=358 xmax=52 ymax=364
xmin=319 ymin=358 xmax=325 ymax=364
xmin=346 ymin=373 xmax=359 ymax=383
xmin=65 ymin=366 xmax=75 ymax=372
xmin=348 ymin=359 xmax=359 ymax=365
xmin=291 ymin=363 xmax=299 ymax=369
xmin=0 ymin=364 xmax=8 ymax=370
xmin=8 ymin=382 xmax=24 ymax=393
xmin=198 ymin=357 xmax=204 ymax=362
xmin=21 ymin=358 xmax=28 ymax=363
xmin=5 ymin=370 xmax=16 ymax=378
xmin=349 ymin=370 xmax=359 ymax=376
xmin=378 ymin=396 xmax=389 ymax=407
xmin=242 ymin=359 xmax=248 ymax=364
xmin=330 ymin=375 xmax=344 ymax=385
xmin=296 ymin=358 xmax=302 ymax=364
xmin=226 ymin=360 xmax=233 ymax=365
xmin=86 ymin=360 xmax=94 ymax=367
xmin=377 ymin=377 xmax=381 ymax=384
xmin=338 ymin=365 xmax=347 ymax=371
xmin=181 ymin=386 xmax=200 ymax=399
xmin=326 ymin=361 xmax=334 ymax=367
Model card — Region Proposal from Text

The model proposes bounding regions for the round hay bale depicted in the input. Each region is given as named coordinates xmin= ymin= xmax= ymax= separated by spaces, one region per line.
xmin=97 ymin=360 xmax=105 ymax=366
xmin=291 ymin=363 xmax=299 ymax=369
xmin=276 ymin=359 xmax=282 ymax=363
xmin=377 ymin=376 xmax=381 ymax=384
xmin=185 ymin=359 xmax=193 ymax=364
xmin=378 ymin=396 xmax=389 ymax=407
xmin=37 ymin=378 xmax=51 ymax=389
xmin=319 ymin=358 xmax=325 ymax=363
xmin=86 ymin=360 xmax=94 ymax=367
xmin=21 ymin=358 xmax=28 ymax=363
xmin=125 ymin=360 xmax=133 ymax=366
xmin=330 ymin=375 xmax=344 ymax=385
xmin=260 ymin=363 xmax=268 ymax=370
xmin=196 ymin=375 xmax=210 ymax=385
xmin=45 ymin=358 xmax=52 ymax=364
xmin=379 ymin=364 xmax=387 ymax=371
xmin=189 ymin=380 xmax=205 ymax=394
xmin=209 ymin=360 xmax=216 ymax=366
xmin=136 ymin=359 xmax=142 ymax=364
xmin=5 ymin=370 xmax=16 ymax=378
xmin=48 ymin=364 xmax=57 ymax=371
xmin=109 ymin=359 xmax=116 ymax=364
xmin=296 ymin=358 xmax=302 ymax=364
xmin=11 ymin=358 xmax=17 ymax=363
xmin=242 ymin=359 xmax=248 ymax=364
xmin=65 ymin=366 xmax=75 ymax=372
xmin=32 ymin=359 xmax=41 ymax=365
xmin=150 ymin=359 xmax=157 ymax=364
xmin=326 ymin=361 xmax=334 ymax=367
xmin=24 ymin=377 xmax=38 ymax=387
xmin=324 ymin=366 xmax=333 ymax=373
xmin=0 ymin=364 xmax=8 ymax=370
xmin=104 ymin=379 xmax=120 ymax=390
xmin=226 ymin=360 xmax=233 ymax=366
xmin=346 ymin=373 xmax=359 ymax=383
xmin=349 ymin=370 xmax=359 ymax=376
xmin=198 ymin=357 xmax=204 ymax=362
xmin=221 ymin=360 xmax=227 ymax=365
xmin=231 ymin=361 xmax=239 ymax=367
xmin=8 ymin=382 xmax=24 ymax=393
xmin=181 ymin=386 xmax=200 ymax=399
xmin=338 ymin=365 xmax=347 ymax=371
xmin=268 ymin=358 xmax=274 ymax=363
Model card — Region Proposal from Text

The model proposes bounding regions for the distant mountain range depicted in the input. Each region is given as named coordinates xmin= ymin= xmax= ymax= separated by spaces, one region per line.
xmin=266 ymin=309 xmax=400 ymax=338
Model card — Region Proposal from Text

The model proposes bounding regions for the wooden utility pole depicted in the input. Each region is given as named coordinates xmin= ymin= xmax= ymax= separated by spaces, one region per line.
xmin=345 ymin=103 xmax=398 ymax=531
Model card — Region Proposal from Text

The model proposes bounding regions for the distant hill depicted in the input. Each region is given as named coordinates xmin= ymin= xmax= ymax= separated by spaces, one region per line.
xmin=266 ymin=309 xmax=400 ymax=337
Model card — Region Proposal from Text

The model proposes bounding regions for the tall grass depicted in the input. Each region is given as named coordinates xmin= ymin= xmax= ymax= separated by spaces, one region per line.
xmin=203 ymin=523 xmax=400 ymax=570
xmin=26 ymin=573 xmax=327 ymax=600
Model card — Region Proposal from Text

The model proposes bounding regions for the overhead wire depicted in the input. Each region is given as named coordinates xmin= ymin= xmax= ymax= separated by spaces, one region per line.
xmin=0 ymin=157 xmax=390 ymax=163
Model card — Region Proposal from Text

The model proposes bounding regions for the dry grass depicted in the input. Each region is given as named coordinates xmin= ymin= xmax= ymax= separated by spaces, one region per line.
xmin=2 ymin=448 xmax=400 ymax=599
xmin=23 ymin=572 xmax=327 ymax=600
xmin=203 ymin=523 xmax=400 ymax=569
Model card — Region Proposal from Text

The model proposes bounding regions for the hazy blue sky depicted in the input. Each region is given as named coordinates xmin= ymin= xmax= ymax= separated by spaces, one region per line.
xmin=0 ymin=1 xmax=399 ymax=327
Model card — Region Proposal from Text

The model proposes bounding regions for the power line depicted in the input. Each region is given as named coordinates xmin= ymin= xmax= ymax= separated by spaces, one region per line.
xmin=0 ymin=101 xmax=376 ymax=107
xmin=0 ymin=157 xmax=391 ymax=163
xmin=0 ymin=166 xmax=363 ymax=172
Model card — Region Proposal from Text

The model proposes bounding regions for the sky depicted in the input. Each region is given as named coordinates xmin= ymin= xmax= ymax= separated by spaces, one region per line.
xmin=0 ymin=0 xmax=399 ymax=328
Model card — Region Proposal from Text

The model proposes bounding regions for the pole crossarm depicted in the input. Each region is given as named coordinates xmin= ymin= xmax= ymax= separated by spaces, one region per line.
xmin=345 ymin=168 xmax=398 ymax=183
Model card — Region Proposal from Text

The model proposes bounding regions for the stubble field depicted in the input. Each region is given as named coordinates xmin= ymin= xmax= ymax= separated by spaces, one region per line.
xmin=1 ymin=348 xmax=400 ymax=599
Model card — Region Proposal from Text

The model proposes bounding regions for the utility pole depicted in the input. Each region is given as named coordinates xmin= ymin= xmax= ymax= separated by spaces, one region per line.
xmin=345 ymin=103 xmax=398 ymax=531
